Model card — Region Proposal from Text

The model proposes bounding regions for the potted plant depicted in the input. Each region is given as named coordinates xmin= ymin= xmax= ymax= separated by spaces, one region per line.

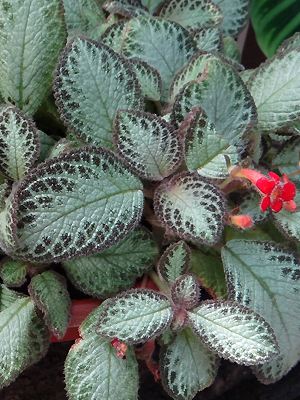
xmin=0 ymin=0 xmax=300 ymax=399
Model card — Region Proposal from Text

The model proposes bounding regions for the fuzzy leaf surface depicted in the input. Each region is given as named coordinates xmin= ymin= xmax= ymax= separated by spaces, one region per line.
xmin=158 ymin=241 xmax=191 ymax=284
xmin=0 ymin=260 xmax=27 ymax=287
xmin=54 ymin=37 xmax=143 ymax=148
xmin=63 ymin=229 xmax=158 ymax=298
xmin=222 ymin=36 xmax=241 ymax=62
xmin=249 ymin=49 xmax=300 ymax=131
xmin=192 ymin=26 xmax=222 ymax=52
xmin=238 ymin=190 xmax=267 ymax=224
xmin=172 ymin=58 xmax=256 ymax=143
xmin=114 ymin=110 xmax=182 ymax=180
xmin=65 ymin=307 xmax=139 ymax=400
xmin=160 ymin=328 xmax=218 ymax=400
xmin=0 ymin=297 xmax=49 ymax=388
xmin=103 ymin=0 xmax=148 ymax=17
xmin=13 ymin=147 xmax=143 ymax=263
xmin=272 ymin=138 xmax=300 ymax=183
xmin=63 ymin=0 xmax=106 ymax=39
xmin=28 ymin=271 xmax=71 ymax=339
xmin=0 ymin=0 xmax=66 ymax=114
xmin=191 ymin=249 xmax=227 ymax=299
xmin=222 ymin=240 xmax=300 ymax=382
xmin=187 ymin=300 xmax=279 ymax=365
xmin=97 ymin=289 xmax=173 ymax=343
xmin=154 ymin=172 xmax=226 ymax=245
xmin=100 ymin=21 xmax=127 ymax=53
xmin=171 ymin=274 xmax=200 ymax=309
xmin=272 ymin=190 xmax=300 ymax=242
xmin=184 ymin=108 xmax=241 ymax=179
xmin=141 ymin=0 xmax=163 ymax=13
xmin=122 ymin=16 xmax=197 ymax=100
xmin=0 ymin=106 xmax=39 ymax=180
xmin=129 ymin=59 xmax=162 ymax=101
xmin=0 ymin=194 xmax=17 ymax=254
xmin=0 ymin=285 xmax=24 ymax=312
xmin=159 ymin=0 xmax=222 ymax=31
xmin=213 ymin=0 xmax=249 ymax=36
xmin=39 ymin=131 xmax=56 ymax=162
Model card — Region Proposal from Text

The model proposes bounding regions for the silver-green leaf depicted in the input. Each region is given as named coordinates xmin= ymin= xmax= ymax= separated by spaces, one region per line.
xmin=54 ymin=37 xmax=143 ymax=148
xmin=97 ymin=289 xmax=173 ymax=343
xmin=0 ymin=259 xmax=27 ymax=287
xmin=171 ymin=274 xmax=200 ymax=310
xmin=157 ymin=241 xmax=191 ymax=284
xmin=12 ymin=147 xmax=144 ymax=262
xmin=187 ymin=300 xmax=279 ymax=365
xmin=0 ymin=0 xmax=66 ymax=114
xmin=213 ymin=0 xmax=249 ymax=37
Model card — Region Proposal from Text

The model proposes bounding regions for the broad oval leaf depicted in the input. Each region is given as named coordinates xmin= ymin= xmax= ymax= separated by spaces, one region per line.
xmin=187 ymin=300 xmax=279 ymax=365
xmin=122 ymin=16 xmax=197 ymax=100
xmin=159 ymin=0 xmax=222 ymax=31
xmin=171 ymin=274 xmax=200 ymax=310
xmin=28 ymin=271 xmax=71 ymax=339
xmin=213 ymin=0 xmax=249 ymax=37
xmin=12 ymin=147 xmax=144 ymax=263
xmin=0 ymin=106 xmax=39 ymax=180
xmin=63 ymin=229 xmax=158 ymax=298
xmin=222 ymin=240 xmax=300 ymax=382
xmin=114 ymin=110 xmax=182 ymax=181
xmin=0 ymin=259 xmax=27 ymax=288
xmin=129 ymin=59 xmax=162 ymax=101
xmin=157 ymin=241 xmax=191 ymax=284
xmin=249 ymin=49 xmax=300 ymax=131
xmin=0 ymin=297 xmax=49 ymax=388
xmin=54 ymin=37 xmax=143 ymax=148
xmin=192 ymin=26 xmax=222 ymax=52
xmin=65 ymin=308 xmax=139 ymax=400
xmin=154 ymin=172 xmax=226 ymax=245
xmin=184 ymin=108 xmax=242 ymax=179
xmin=171 ymin=58 xmax=257 ymax=143
xmin=0 ymin=0 xmax=66 ymax=114
xmin=160 ymin=328 xmax=219 ymax=400
xmin=97 ymin=289 xmax=173 ymax=343
xmin=62 ymin=0 xmax=106 ymax=40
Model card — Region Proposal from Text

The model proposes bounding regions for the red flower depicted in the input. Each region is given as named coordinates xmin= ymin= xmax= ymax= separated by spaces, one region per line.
xmin=231 ymin=168 xmax=297 ymax=213
xmin=230 ymin=214 xmax=254 ymax=229
xmin=111 ymin=338 xmax=128 ymax=359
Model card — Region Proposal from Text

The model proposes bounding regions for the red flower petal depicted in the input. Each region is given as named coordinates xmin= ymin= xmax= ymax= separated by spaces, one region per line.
xmin=260 ymin=196 xmax=270 ymax=212
xmin=268 ymin=171 xmax=280 ymax=182
xmin=271 ymin=198 xmax=283 ymax=213
xmin=256 ymin=178 xmax=275 ymax=195
xmin=281 ymin=182 xmax=296 ymax=201
xmin=283 ymin=200 xmax=297 ymax=212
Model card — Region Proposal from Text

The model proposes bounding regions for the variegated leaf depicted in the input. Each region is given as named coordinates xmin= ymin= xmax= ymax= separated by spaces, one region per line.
xmin=141 ymin=0 xmax=163 ymax=14
xmin=63 ymin=229 xmax=158 ymax=298
xmin=249 ymin=49 xmax=300 ymax=131
xmin=62 ymin=0 xmax=106 ymax=40
xmin=0 ymin=284 xmax=24 ymax=312
xmin=191 ymin=249 xmax=227 ymax=299
xmin=0 ymin=180 xmax=10 ymax=210
xmin=0 ymin=192 xmax=17 ymax=254
xmin=65 ymin=307 xmax=139 ymax=400
xmin=129 ymin=59 xmax=162 ymax=101
xmin=272 ymin=138 xmax=300 ymax=183
xmin=213 ymin=0 xmax=249 ymax=37
xmin=222 ymin=240 xmax=300 ymax=382
xmin=0 ymin=106 xmax=39 ymax=180
xmin=0 ymin=297 xmax=49 ymax=388
xmin=100 ymin=21 xmax=128 ymax=53
xmin=39 ymin=131 xmax=56 ymax=162
xmin=184 ymin=108 xmax=242 ymax=179
xmin=114 ymin=110 xmax=182 ymax=180
xmin=28 ymin=271 xmax=71 ymax=339
xmin=172 ymin=58 xmax=257 ymax=143
xmin=154 ymin=172 xmax=226 ymax=245
xmin=222 ymin=36 xmax=241 ymax=63
xmin=0 ymin=259 xmax=27 ymax=287
xmin=54 ymin=37 xmax=143 ymax=148
xmin=159 ymin=0 xmax=222 ymax=31
xmin=192 ymin=26 xmax=222 ymax=52
xmin=171 ymin=274 xmax=200 ymax=310
xmin=238 ymin=190 xmax=268 ymax=223
xmin=160 ymin=328 xmax=219 ymax=400
xmin=157 ymin=241 xmax=191 ymax=284
xmin=0 ymin=0 xmax=66 ymax=115
xmin=122 ymin=16 xmax=197 ymax=100
xmin=187 ymin=300 xmax=279 ymax=365
xmin=103 ymin=0 xmax=148 ymax=17
xmin=12 ymin=147 xmax=143 ymax=262
xmin=97 ymin=289 xmax=173 ymax=343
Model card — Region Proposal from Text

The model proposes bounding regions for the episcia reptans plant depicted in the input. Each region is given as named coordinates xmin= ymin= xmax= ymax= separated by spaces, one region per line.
xmin=0 ymin=0 xmax=299 ymax=399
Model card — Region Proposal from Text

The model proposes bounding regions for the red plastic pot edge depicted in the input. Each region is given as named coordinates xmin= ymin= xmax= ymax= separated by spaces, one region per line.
xmin=50 ymin=276 xmax=159 ymax=343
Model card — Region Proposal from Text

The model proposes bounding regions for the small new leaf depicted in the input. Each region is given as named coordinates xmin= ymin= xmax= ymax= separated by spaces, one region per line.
xmin=160 ymin=328 xmax=219 ymax=400
xmin=63 ymin=229 xmax=158 ymax=298
xmin=54 ymin=37 xmax=143 ymax=148
xmin=154 ymin=172 xmax=226 ymax=245
xmin=13 ymin=147 xmax=144 ymax=262
xmin=0 ymin=106 xmax=39 ymax=180
xmin=157 ymin=241 xmax=191 ymax=284
xmin=187 ymin=300 xmax=279 ymax=366
xmin=0 ymin=259 xmax=27 ymax=287
xmin=28 ymin=271 xmax=71 ymax=339
xmin=171 ymin=274 xmax=200 ymax=310
xmin=97 ymin=289 xmax=173 ymax=343
xmin=114 ymin=110 xmax=182 ymax=181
